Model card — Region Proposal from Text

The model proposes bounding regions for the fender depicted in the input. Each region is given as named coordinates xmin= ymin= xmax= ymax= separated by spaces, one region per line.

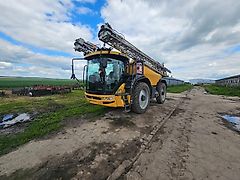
xmin=155 ymin=79 xmax=167 ymax=96
xmin=127 ymin=75 xmax=152 ymax=97
xmin=159 ymin=78 xmax=168 ymax=88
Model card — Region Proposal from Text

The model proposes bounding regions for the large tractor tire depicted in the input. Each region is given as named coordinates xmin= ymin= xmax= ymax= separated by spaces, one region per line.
xmin=156 ymin=82 xmax=166 ymax=104
xmin=132 ymin=82 xmax=150 ymax=114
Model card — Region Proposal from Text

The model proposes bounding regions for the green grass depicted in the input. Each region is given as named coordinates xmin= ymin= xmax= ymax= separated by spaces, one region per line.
xmin=0 ymin=90 xmax=106 ymax=156
xmin=0 ymin=77 xmax=78 ymax=89
xmin=204 ymin=84 xmax=240 ymax=97
xmin=167 ymin=84 xmax=193 ymax=93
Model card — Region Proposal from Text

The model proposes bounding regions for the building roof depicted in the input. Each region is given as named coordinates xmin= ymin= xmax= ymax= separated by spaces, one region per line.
xmin=163 ymin=77 xmax=184 ymax=82
xmin=216 ymin=74 xmax=240 ymax=81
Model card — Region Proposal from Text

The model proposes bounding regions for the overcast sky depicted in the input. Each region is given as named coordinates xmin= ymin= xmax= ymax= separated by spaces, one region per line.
xmin=0 ymin=0 xmax=239 ymax=81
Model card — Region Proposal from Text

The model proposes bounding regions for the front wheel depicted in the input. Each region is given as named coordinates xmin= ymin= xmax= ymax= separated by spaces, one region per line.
xmin=132 ymin=82 xmax=150 ymax=114
xmin=156 ymin=82 xmax=166 ymax=104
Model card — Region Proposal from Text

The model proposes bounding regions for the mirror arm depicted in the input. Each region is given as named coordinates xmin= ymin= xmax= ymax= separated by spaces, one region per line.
xmin=71 ymin=58 xmax=86 ymax=86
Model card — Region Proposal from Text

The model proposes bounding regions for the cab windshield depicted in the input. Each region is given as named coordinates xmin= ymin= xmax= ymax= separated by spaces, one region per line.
xmin=86 ymin=58 xmax=125 ymax=94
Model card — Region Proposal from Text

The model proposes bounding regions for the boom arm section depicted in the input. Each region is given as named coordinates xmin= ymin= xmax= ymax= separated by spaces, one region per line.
xmin=74 ymin=38 xmax=99 ymax=55
xmin=98 ymin=23 xmax=171 ymax=74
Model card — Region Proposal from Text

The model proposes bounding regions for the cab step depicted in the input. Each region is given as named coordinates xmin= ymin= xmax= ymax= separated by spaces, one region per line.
xmin=122 ymin=94 xmax=131 ymax=112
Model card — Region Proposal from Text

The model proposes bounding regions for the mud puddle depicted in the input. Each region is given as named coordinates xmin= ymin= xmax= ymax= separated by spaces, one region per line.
xmin=109 ymin=116 xmax=136 ymax=127
xmin=221 ymin=114 xmax=240 ymax=133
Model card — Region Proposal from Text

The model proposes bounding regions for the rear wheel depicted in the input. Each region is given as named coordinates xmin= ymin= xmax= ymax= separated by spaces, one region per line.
xmin=132 ymin=82 xmax=150 ymax=114
xmin=156 ymin=82 xmax=166 ymax=104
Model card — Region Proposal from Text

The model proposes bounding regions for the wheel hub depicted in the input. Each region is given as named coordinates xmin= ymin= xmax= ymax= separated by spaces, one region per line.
xmin=139 ymin=89 xmax=149 ymax=109
xmin=160 ymin=86 xmax=166 ymax=101
xmin=141 ymin=95 xmax=146 ymax=101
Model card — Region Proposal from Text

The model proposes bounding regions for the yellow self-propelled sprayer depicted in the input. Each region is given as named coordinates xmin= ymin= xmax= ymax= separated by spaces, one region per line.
xmin=71 ymin=23 xmax=171 ymax=113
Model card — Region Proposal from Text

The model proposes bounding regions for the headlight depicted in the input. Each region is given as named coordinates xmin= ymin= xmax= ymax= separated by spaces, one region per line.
xmin=102 ymin=97 xmax=114 ymax=101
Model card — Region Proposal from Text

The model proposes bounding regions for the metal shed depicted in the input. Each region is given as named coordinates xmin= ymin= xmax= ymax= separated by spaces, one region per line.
xmin=215 ymin=74 xmax=240 ymax=87
xmin=163 ymin=77 xmax=184 ymax=86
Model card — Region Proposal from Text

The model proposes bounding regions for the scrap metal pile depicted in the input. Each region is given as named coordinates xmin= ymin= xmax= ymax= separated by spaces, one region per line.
xmin=12 ymin=85 xmax=71 ymax=96
xmin=0 ymin=113 xmax=31 ymax=128
xmin=0 ymin=91 xmax=5 ymax=97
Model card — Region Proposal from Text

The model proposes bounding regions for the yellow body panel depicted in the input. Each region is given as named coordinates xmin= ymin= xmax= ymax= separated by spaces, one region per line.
xmin=144 ymin=65 xmax=162 ymax=86
xmin=85 ymin=83 xmax=130 ymax=107
xmin=85 ymin=92 xmax=125 ymax=107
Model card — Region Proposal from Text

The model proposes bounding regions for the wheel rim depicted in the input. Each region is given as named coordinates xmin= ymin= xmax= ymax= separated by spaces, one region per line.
xmin=139 ymin=89 xmax=149 ymax=109
xmin=160 ymin=85 xmax=166 ymax=101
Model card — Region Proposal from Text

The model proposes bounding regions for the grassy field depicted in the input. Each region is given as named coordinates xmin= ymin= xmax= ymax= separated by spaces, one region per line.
xmin=167 ymin=84 xmax=193 ymax=93
xmin=204 ymin=84 xmax=240 ymax=97
xmin=0 ymin=77 xmax=78 ymax=89
xmin=0 ymin=78 xmax=192 ymax=155
xmin=0 ymin=90 xmax=106 ymax=155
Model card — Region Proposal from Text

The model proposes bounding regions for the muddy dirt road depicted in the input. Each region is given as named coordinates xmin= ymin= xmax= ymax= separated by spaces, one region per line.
xmin=0 ymin=87 xmax=240 ymax=180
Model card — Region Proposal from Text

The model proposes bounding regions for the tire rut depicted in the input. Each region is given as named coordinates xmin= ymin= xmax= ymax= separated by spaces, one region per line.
xmin=107 ymin=93 xmax=190 ymax=180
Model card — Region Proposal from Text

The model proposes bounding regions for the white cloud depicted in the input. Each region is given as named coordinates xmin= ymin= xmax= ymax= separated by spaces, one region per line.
xmin=0 ymin=0 xmax=93 ymax=53
xmin=75 ymin=0 xmax=96 ymax=3
xmin=0 ymin=62 xmax=12 ymax=69
xmin=0 ymin=0 xmax=239 ymax=80
xmin=0 ymin=39 xmax=86 ymax=79
xmin=0 ymin=64 xmax=72 ymax=78
xmin=101 ymin=0 xmax=240 ymax=80
xmin=77 ymin=6 xmax=96 ymax=15
xmin=169 ymin=46 xmax=240 ymax=80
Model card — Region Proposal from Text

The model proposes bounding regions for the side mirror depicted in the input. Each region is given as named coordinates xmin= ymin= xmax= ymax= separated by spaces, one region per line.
xmin=71 ymin=57 xmax=86 ymax=82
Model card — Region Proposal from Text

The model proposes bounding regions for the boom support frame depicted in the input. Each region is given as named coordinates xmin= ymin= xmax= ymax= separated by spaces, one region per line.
xmin=98 ymin=23 xmax=171 ymax=74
